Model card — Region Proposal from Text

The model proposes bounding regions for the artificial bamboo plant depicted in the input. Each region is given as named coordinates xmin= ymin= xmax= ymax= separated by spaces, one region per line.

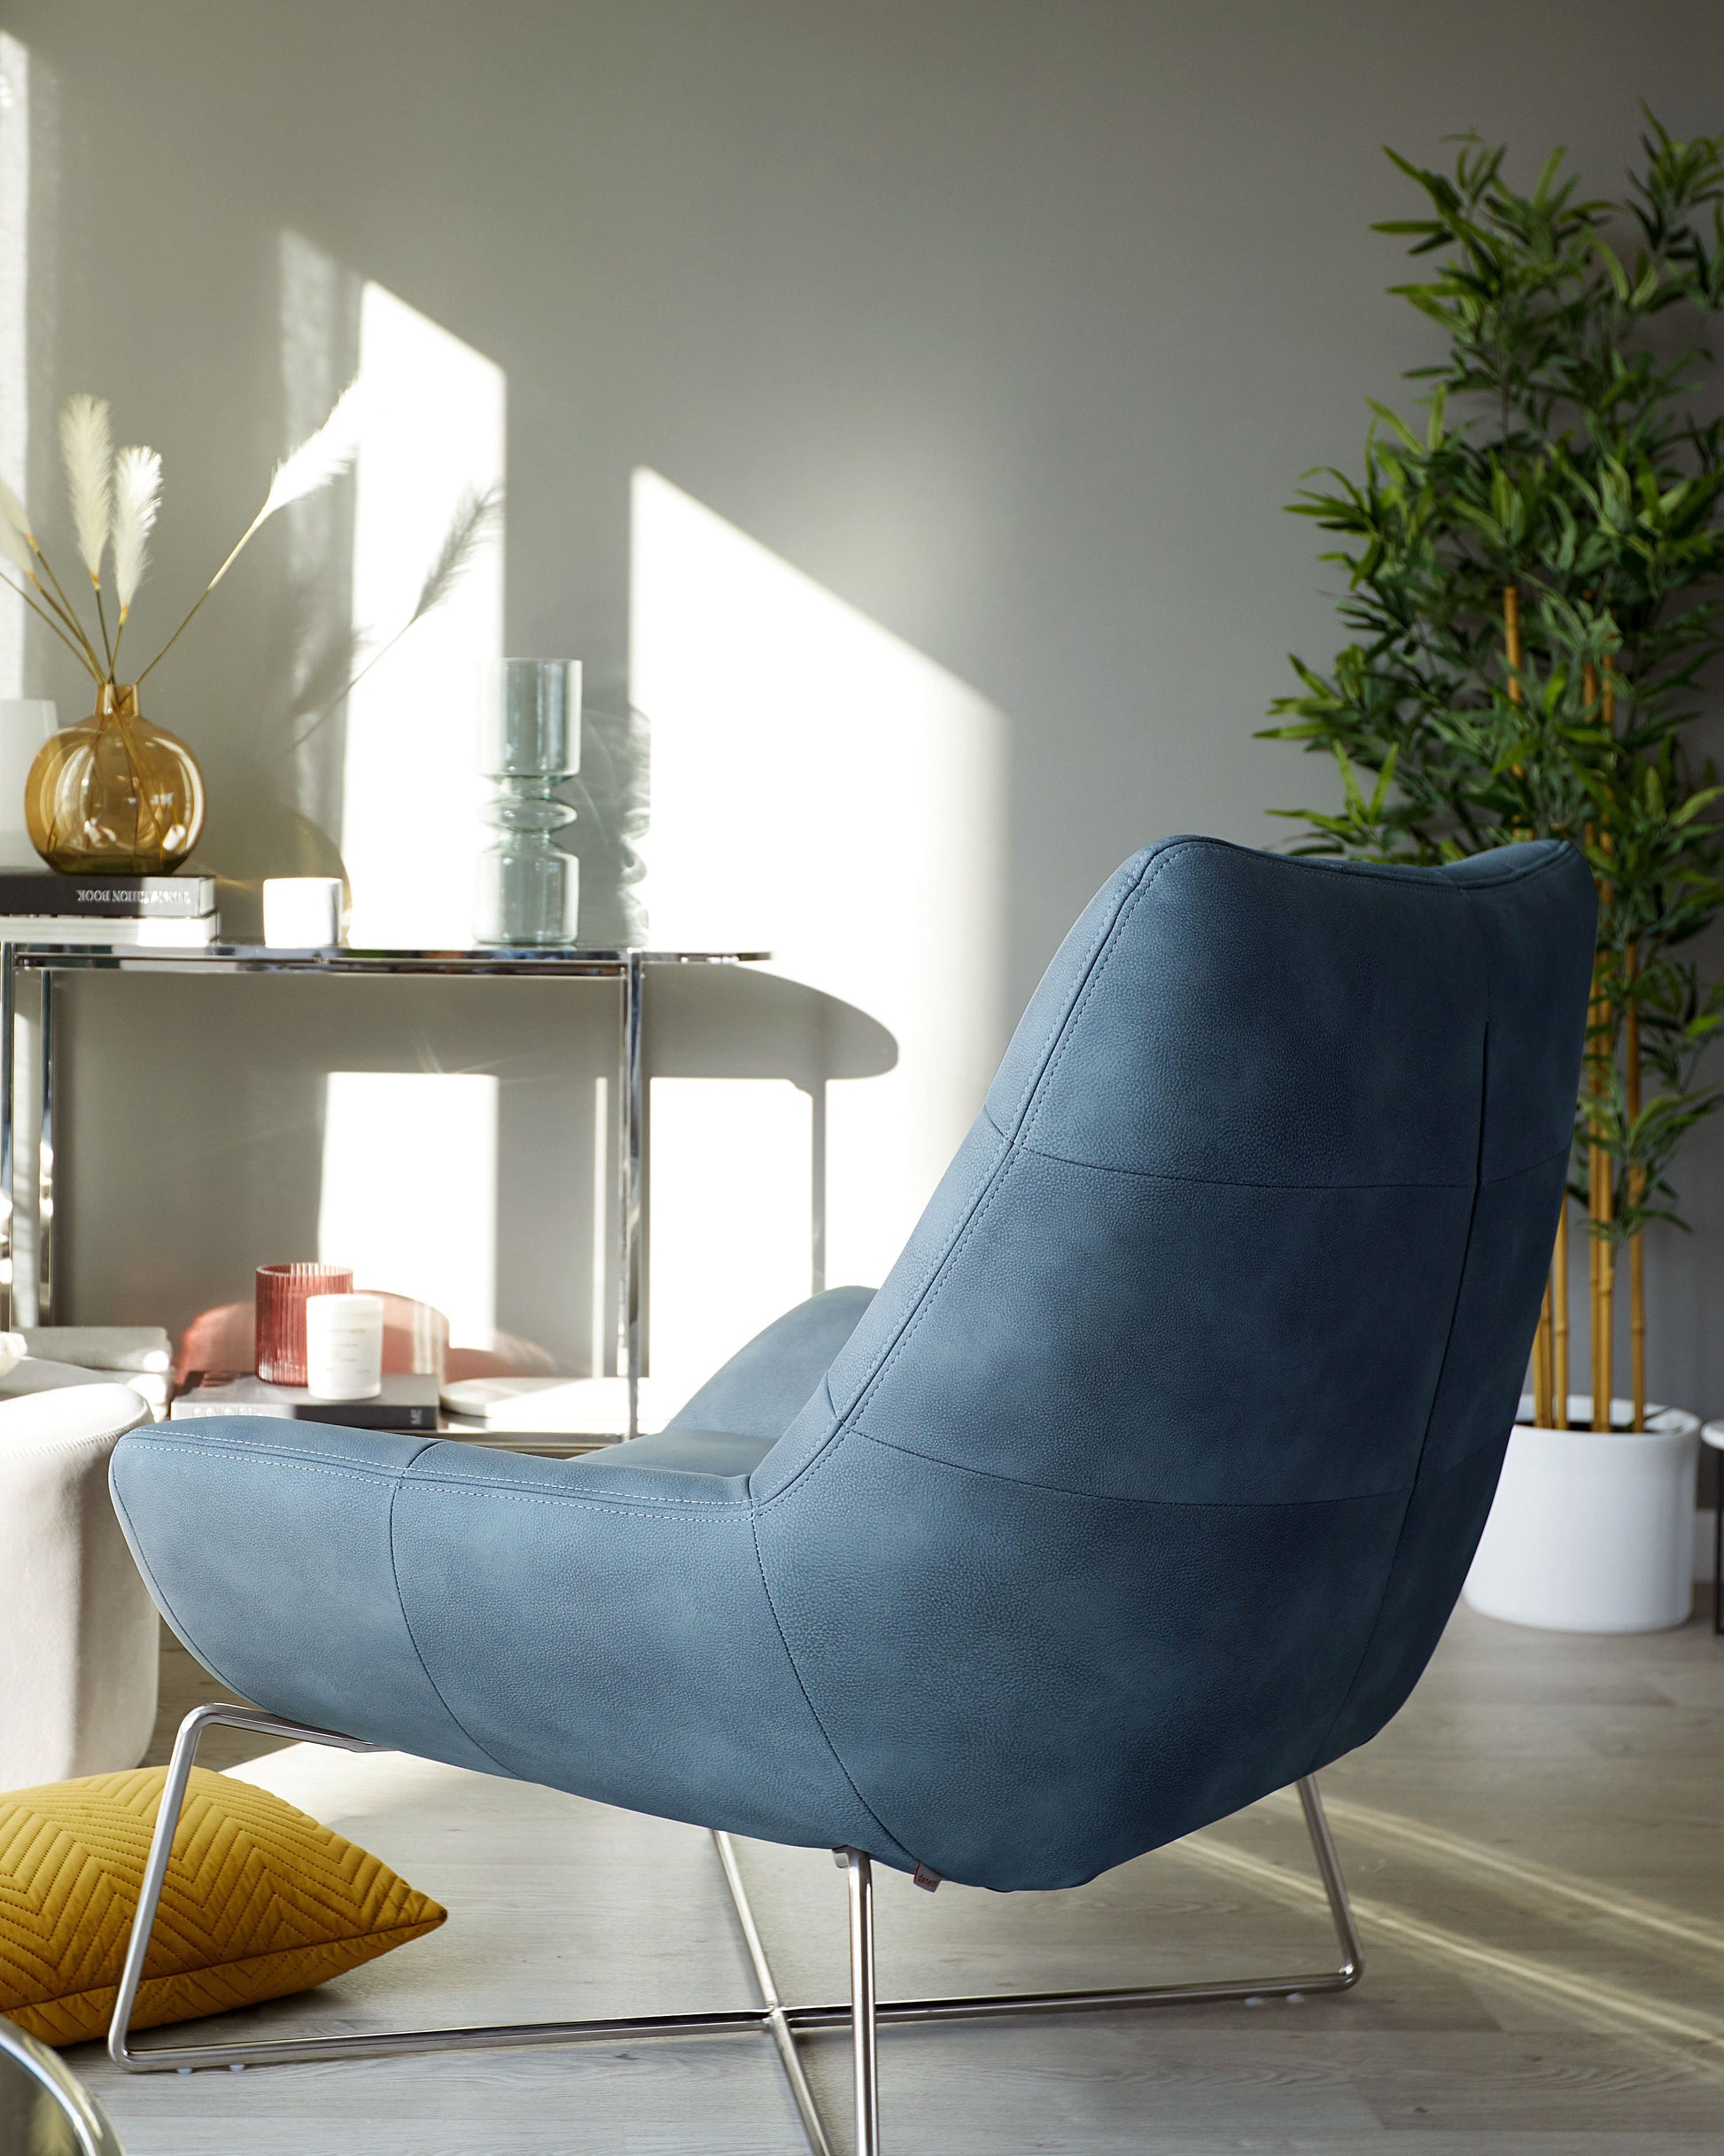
xmin=1264 ymin=117 xmax=1724 ymax=1435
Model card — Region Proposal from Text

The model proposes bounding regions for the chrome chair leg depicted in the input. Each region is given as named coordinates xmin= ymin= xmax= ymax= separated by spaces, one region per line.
xmin=714 ymin=1829 xmax=835 ymax=2156
xmin=112 ymin=1703 xmax=1361 ymax=2156
xmin=843 ymin=1849 xmax=880 ymax=2156
xmin=106 ymin=1705 xmax=784 ymax=2075
xmin=759 ymin=1772 xmax=1362 ymax=2036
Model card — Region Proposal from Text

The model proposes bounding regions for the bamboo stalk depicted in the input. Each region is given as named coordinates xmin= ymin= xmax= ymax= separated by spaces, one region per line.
xmin=1597 ymin=658 xmax=1619 ymax=1433
xmin=1534 ymin=1279 xmax=1556 ymax=1428
xmin=1553 ymin=1198 xmax=1570 ymax=1428
xmin=1508 ymin=576 xmax=1555 ymax=1423
xmin=1590 ymin=1120 xmax=1614 ymax=1431
xmin=1503 ymin=585 xmax=1523 ymax=702
xmin=1589 ymin=795 xmax=1615 ymax=1433
xmin=1625 ymin=940 xmax=1644 ymax=1433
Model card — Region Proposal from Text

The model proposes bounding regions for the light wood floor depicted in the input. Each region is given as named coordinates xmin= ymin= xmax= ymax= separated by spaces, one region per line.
xmin=67 ymin=1599 xmax=1724 ymax=2153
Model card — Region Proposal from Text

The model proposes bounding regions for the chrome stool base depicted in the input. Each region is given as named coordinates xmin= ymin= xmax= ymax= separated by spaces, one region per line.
xmin=109 ymin=1704 xmax=1364 ymax=2156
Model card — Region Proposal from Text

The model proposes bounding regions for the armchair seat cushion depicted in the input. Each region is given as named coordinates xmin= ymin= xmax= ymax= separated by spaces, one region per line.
xmin=664 ymin=1285 xmax=874 ymax=1439
xmin=578 ymin=1426 xmax=776 ymax=1479
xmin=109 ymin=1420 xmax=914 ymax=1868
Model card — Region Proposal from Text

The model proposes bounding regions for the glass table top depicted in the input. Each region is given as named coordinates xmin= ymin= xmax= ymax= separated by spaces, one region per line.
xmin=3 ymin=941 xmax=770 ymax=972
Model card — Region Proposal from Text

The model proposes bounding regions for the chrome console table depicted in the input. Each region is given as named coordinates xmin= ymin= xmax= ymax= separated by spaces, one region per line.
xmin=0 ymin=941 xmax=766 ymax=1440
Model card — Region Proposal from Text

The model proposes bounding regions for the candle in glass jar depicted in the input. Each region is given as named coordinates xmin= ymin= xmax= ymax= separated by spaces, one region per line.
xmin=304 ymin=1293 xmax=384 ymax=1400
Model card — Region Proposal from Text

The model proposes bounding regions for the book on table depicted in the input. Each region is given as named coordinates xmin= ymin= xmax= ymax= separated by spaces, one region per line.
xmin=0 ymin=872 xmax=214 ymax=918
xmin=0 ymin=913 xmax=219 ymax=946
xmin=170 ymin=1371 xmax=440 ymax=1431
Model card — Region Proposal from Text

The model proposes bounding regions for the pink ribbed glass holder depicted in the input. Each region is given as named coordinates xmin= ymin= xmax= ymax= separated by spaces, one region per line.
xmin=255 ymin=1263 xmax=353 ymax=1384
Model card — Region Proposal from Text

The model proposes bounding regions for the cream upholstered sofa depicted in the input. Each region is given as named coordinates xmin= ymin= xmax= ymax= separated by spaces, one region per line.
xmin=0 ymin=1380 xmax=159 ymax=1789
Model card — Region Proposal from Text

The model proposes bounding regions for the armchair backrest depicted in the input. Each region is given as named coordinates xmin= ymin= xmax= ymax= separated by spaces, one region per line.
xmin=751 ymin=837 xmax=1596 ymax=1890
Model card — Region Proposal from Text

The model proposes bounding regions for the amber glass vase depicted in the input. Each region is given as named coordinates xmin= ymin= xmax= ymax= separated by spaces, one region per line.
xmin=24 ymin=682 xmax=206 ymax=873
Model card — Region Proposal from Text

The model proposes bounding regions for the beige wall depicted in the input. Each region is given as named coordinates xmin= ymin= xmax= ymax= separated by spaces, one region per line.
xmin=3 ymin=0 xmax=1722 ymax=1415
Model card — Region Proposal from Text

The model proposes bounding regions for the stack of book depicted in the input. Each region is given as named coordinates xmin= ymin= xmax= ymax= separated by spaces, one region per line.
xmin=0 ymin=871 xmax=218 ymax=946
xmin=171 ymin=1370 xmax=441 ymax=1431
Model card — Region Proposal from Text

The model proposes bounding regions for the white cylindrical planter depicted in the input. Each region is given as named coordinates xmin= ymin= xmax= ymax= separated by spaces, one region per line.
xmin=1464 ymin=1397 xmax=1700 ymax=1633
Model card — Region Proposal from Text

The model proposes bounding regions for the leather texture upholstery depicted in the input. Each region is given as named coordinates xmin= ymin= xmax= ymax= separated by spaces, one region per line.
xmin=112 ymin=837 xmax=1596 ymax=1892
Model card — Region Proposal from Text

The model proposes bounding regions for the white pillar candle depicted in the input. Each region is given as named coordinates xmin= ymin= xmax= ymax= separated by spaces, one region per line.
xmin=304 ymin=1293 xmax=384 ymax=1400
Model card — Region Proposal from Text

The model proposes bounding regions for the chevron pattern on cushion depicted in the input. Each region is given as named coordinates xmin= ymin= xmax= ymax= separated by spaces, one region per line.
xmin=0 ymin=1764 xmax=446 ymax=2045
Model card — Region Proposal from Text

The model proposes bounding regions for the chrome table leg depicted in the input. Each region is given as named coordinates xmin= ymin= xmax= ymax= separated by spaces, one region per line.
xmin=617 ymin=952 xmax=644 ymax=1441
xmin=34 ymin=966 xmax=51 ymax=1325
xmin=0 ymin=942 xmax=12 ymax=1332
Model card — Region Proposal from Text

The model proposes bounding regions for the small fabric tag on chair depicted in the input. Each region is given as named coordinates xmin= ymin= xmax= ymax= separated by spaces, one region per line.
xmin=912 ymin=1863 xmax=942 ymax=1893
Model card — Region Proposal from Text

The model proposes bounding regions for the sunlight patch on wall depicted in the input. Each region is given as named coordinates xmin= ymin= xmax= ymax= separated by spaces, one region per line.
xmin=632 ymin=468 xmax=1007 ymax=1389
xmin=648 ymin=1078 xmax=812 ymax=1406
xmin=342 ymin=282 xmax=505 ymax=946
xmin=0 ymin=35 xmax=32 ymax=697
xmin=276 ymin=230 xmax=359 ymax=832
xmin=318 ymin=1070 xmax=499 ymax=1350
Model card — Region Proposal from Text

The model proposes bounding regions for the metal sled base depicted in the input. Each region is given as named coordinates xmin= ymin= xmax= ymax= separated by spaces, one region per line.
xmin=109 ymin=1704 xmax=1364 ymax=2156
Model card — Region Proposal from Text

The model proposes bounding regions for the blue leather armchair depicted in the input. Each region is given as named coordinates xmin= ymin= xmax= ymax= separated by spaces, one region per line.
xmin=110 ymin=835 xmax=1596 ymax=2153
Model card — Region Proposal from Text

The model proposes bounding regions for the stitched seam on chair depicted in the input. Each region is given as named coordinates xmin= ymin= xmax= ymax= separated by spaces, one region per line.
xmin=1010 ymin=1146 xmax=1471 ymax=1192
xmin=1021 ymin=847 xmax=1188 ymax=1150
xmin=775 ymin=1127 xmax=1011 ymax=1460
xmin=765 ymin=844 xmax=1572 ymax=1512
xmin=994 ymin=846 xmax=1171 ymax=1137
xmin=846 ymin=1146 xmax=1024 ymax=1431
xmin=391 ymin=1481 xmax=761 ymax=1521
xmin=1418 ymin=1421 xmax=1518 ymax=1479
xmin=851 ymin=1428 xmax=1414 ymax=1509
xmin=387 ymin=1463 xmax=517 ymax=1776
xmin=1006 ymin=1138 xmax=1569 ymax=1193
xmin=117 ymin=1444 xmax=404 ymax=1491
xmin=1429 ymin=845 xmax=1578 ymax=892
xmin=745 ymin=1487 xmax=916 ymax=1867
xmin=782 ymin=1125 xmax=1549 ymax=1511
xmin=1017 ymin=842 xmax=1568 ymax=1156
xmin=1305 ymin=883 xmax=1495 ymax=1764
xmin=120 ymin=1439 xmax=753 ymax=1515
xmin=761 ymin=850 xmax=1176 ymax=1497
xmin=1251 ymin=839 xmax=1573 ymax=893
xmin=141 ymin=1436 xmax=422 ymax=1469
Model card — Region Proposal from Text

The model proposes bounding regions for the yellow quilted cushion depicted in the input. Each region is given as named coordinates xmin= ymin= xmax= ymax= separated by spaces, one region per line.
xmin=0 ymin=1764 xmax=446 ymax=2046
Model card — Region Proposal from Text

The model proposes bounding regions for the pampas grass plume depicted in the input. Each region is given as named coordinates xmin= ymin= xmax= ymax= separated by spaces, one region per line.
xmin=112 ymin=447 xmax=162 ymax=616
xmin=135 ymin=377 xmax=369 ymax=680
xmin=59 ymin=393 xmax=113 ymax=580
xmin=260 ymin=377 xmax=367 ymax=522
xmin=0 ymin=478 xmax=35 ymax=577
xmin=0 ymin=475 xmax=35 ymax=545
